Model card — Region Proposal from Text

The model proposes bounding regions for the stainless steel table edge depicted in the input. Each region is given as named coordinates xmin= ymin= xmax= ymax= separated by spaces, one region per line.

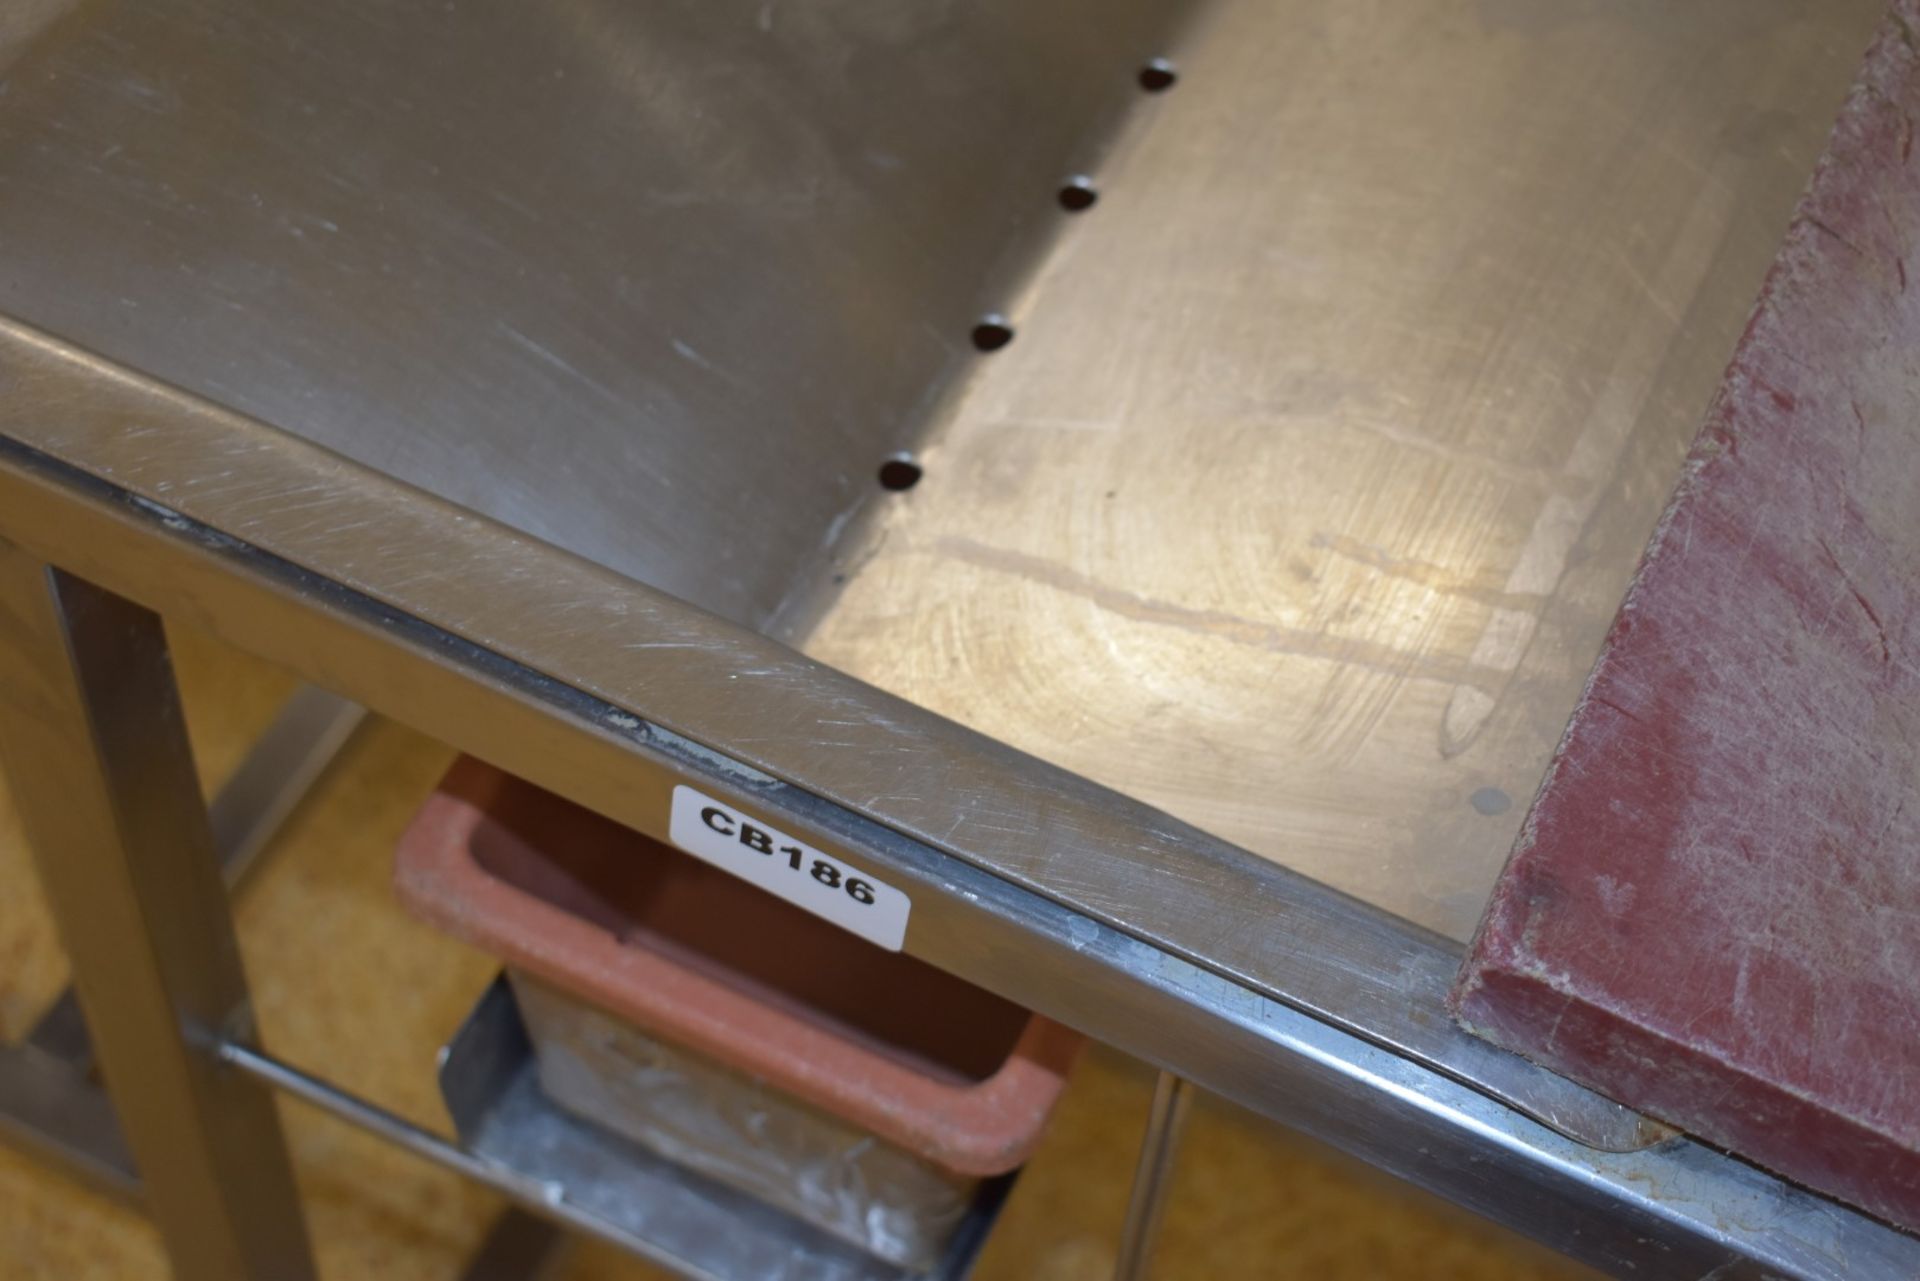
xmin=2 ymin=319 xmax=1913 ymax=1278
xmin=0 ymin=314 xmax=1629 ymax=1146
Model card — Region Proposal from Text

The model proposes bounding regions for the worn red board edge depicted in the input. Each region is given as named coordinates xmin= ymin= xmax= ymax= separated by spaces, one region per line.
xmin=1454 ymin=4 xmax=1920 ymax=1235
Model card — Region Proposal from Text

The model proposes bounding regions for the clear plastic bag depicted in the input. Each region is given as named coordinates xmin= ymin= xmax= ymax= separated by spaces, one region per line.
xmin=513 ymin=974 xmax=975 ymax=1271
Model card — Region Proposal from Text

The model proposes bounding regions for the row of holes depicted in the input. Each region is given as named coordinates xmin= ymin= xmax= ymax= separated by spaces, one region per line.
xmin=879 ymin=57 xmax=1179 ymax=493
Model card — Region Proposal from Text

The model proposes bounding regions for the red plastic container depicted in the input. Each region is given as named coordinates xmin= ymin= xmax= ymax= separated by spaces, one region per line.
xmin=396 ymin=759 xmax=1081 ymax=1263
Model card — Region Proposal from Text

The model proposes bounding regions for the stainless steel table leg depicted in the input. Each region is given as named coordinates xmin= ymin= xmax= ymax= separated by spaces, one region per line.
xmin=23 ymin=684 xmax=366 ymax=1069
xmin=1112 ymin=1071 xmax=1192 ymax=1281
xmin=0 ymin=1040 xmax=139 ymax=1204
xmin=0 ymin=545 xmax=317 ymax=1280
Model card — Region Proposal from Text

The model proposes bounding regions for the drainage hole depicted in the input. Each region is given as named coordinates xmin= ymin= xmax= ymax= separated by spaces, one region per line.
xmin=878 ymin=455 xmax=923 ymax=491
xmin=1058 ymin=176 xmax=1099 ymax=212
xmin=970 ymin=317 xmax=1015 ymax=352
xmin=1138 ymin=58 xmax=1178 ymax=92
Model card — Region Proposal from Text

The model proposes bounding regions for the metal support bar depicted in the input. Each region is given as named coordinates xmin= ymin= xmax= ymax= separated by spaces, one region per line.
xmin=0 ymin=1040 xmax=139 ymax=1205
xmin=24 ymin=684 xmax=366 ymax=1067
xmin=1113 ymin=1072 xmax=1191 ymax=1281
xmin=0 ymin=683 xmax=363 ymax=1219
xmin=0 ymin=546 xmax=316 ymax=1280
xmin=217 ymin=1039 xmax=719 ymax=1277
xmin=218 ymin=1040 xmax=529 ymax=1190
xmin=202 ymin=685 xmax=369 ymax=885
xmin=227 ymin=1030 xmax=1013 ymax=1281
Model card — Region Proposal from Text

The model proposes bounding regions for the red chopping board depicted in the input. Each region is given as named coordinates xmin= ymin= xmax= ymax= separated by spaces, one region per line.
xmin=1453 ymin=3 xmax=1920 ymax=1234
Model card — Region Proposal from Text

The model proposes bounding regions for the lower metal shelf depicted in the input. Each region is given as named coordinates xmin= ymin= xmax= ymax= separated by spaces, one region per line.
xmin=438 ymin=978 xmax=1014 ymax=1281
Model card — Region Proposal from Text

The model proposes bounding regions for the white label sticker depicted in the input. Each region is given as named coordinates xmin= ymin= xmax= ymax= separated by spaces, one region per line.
xmin=667 ymin=785 xmax=910 ymax=951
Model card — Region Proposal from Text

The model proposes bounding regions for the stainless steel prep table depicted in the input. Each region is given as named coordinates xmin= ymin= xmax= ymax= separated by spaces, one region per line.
xmin=0 ymin=0 xmax=1912 ymax=1278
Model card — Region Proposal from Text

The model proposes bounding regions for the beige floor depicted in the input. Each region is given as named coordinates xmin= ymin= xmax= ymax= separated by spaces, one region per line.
xmin=0 ymin=626 xmax=1594 ymax=1280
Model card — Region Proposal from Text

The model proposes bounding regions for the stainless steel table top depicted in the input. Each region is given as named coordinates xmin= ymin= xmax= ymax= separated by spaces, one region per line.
xmin=0 ymin=0 xmax=1880 ymax=942
xmin=808 ymin=0 xmax=1885 ymax=939
xmin=0 ymin=0 xmax=1180 ymax=631
xmin=2 ymin=2 xmax=1914 ymax=1274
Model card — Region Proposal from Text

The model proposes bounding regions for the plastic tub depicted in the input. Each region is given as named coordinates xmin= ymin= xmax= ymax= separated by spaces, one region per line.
xmin=396 ymin=759 xmax=1082 ymax=1268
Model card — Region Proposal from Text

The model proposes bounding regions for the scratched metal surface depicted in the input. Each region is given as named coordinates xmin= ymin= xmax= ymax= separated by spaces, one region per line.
xmin=0 ymin=0 xmax=1183 ymax=632
xmin=0 ymin=0 xmax=1887 ymax=954
xmin=804 ymin=0 xmax=1888 ymax=942
xmin=0 ymin=0 xmax=1900 ymax=1182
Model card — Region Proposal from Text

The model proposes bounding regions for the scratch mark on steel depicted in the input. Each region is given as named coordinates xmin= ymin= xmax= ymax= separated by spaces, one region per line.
xmin=926 ymin=534 xmax=1508 ymax=691
xmin=1311 ymin=531 xmax=1548 ymax=611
